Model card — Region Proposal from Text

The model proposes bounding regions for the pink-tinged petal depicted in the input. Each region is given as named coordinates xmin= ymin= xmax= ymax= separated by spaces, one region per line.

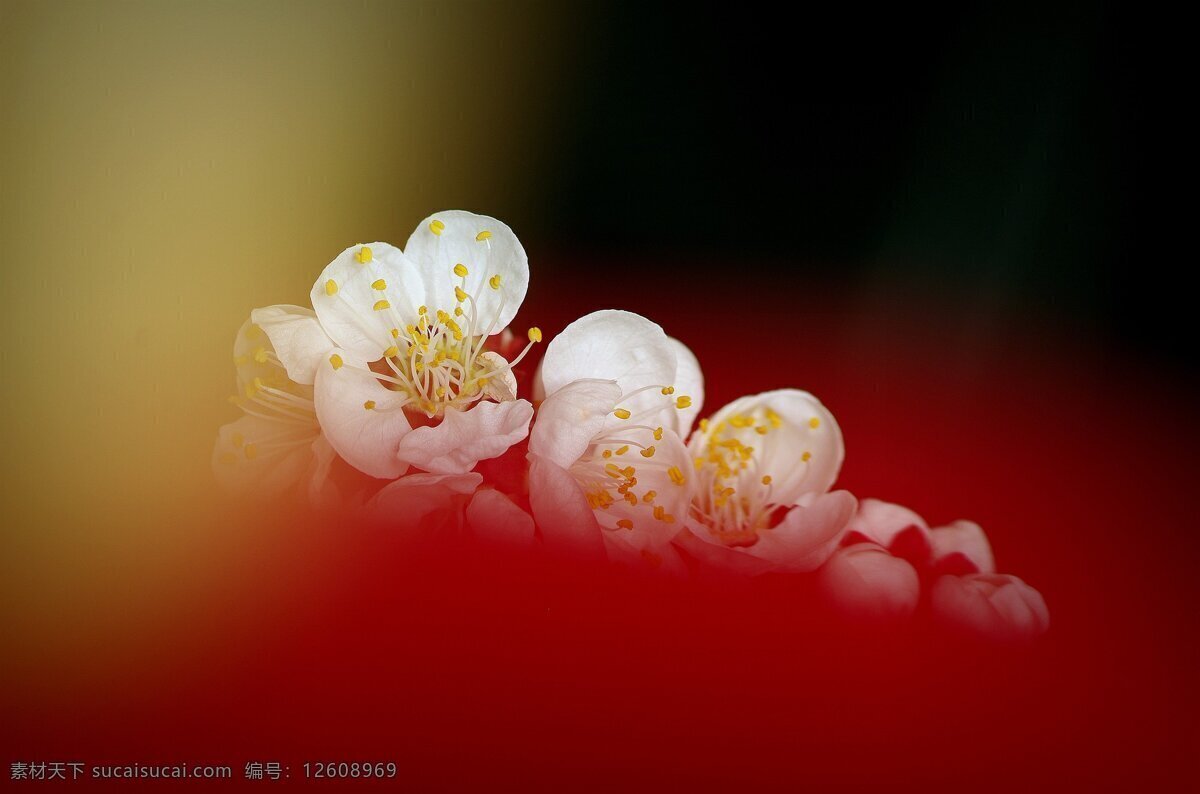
xmin=929 ymin=520 xmax=995 ymax=575
xmin=250 ymin=304 xmax=333 ymax=385
xmin=605 ymin=532 xmax=688 ymax=577
xmin=931 ymin=573 xmax=1050 ymax=641
xmin=817 ymin=543 xmax=921 ymax=621
xmin=367 ymin=472 xmax=482 ymax=531
xmin=674 ymin=528 xmax=777 ymax=576
xmin=527 ymin=453 xmax=606 ymax=559
xmin=465 ymin=488 xmax=537 ymax=547
xmin=305 ymin=435 xmax=340 ymax=509
xmin=528 ymin=379 xmax=622 ymax=469
xmin=844 ymin=498 xmax=932 ymax=564
xmin=748 ymin=490 xmax=858 ymax=572
xmin=314 ymin=350 xmax=413 ymax=480
xmin=395 ymin=399 xmax=533 ymax=475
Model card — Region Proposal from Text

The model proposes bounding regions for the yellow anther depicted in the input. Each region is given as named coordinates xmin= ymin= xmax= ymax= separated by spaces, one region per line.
xmin=455 ymin=285 xmax=468 ymax=302
xmin=675 ymin=396 xmax=692 ymax=409
xmin=231 ymin=432 xmax=244 ymax=448
xmin=755 ymin=426 xmax=768 ymax=435
xmin=253 ymin=347 xmax=268 ymax=363
xmin=624 ymin=492 xmax=638 ymax=505
xmin=476 ymin=378 xmax=489 ymax=387
xmin=699 ymin=418 xmax=710 ymax=432
xmin=371 ymin=278 xmax=387 ymax=291
xmin=329 ymin=354 xmax=343 ymax=370
xmin=418 ymin=305 xmax=427 ymax=315
xmin=616 ymin=518 xmax=634 ymax=530
xmin=391 ymin=328 xmax=400 ymax=338
xmin=605 ymin=463 xmax=624 ymax=478
xmin=453 ymin=263 xmax=469 ymax=278
xmin=640 ymin=446 xmax=656 ymax=458
xmin=802 ymin=451 xmax=812 ymax=462
xmin=809 ymin=417 xmax=821 ymax=429
xmin=653 ymin=505 xmax=666 ymax=522
xmin=373 ymin=299 xmax=391 ymax=311
xmin=383 ymin=345 xmax=399 ymax=358
xmin=436 ymin=387 xmax=447 ymax=398
xmin=653 ymin=427 xmax=663 ymax=441
xmin=476 ymin=230 xmax=492 ymax=242
xmin=642 ymin=490 xmax=656 ymax=503
xmin=622 ymin=466 xmax=636 ymax=478
xmin=730 ymin=415 xmax=754 ymax=428
xmin=761 ymin=475 xmax=772 ymax=486
xmin=667 ymin=466 xmax=686 ymax=486
xmin=602 ymin=449 xmax=612 ymax=459
xmin=363 ymin=400 xmax=376 ymax=410
xmin=766 ymin=408 xmax=783 ymax=428
xmin=430 ymin=219 xmax=445 ymax=235
xmin=454 ymin=306 xmax=463 ymax=317
xmin=355 ymin=246 xmax=373 ymax=264
xmin=614 ymin=408 xmax=632 ymax=420
xmin=244 ymin=443 xmax=259 ymax=460
xmin=615 ymin=445 xmax=629 ymax=456
xmin=661 ymin=386 xmax=675 ymax=395
xmin=489 ymin=274 xmax=502 ymax=290
xmin=528 ymin=327 xmax=543 ymax=343
xmin=325 ymin=279 xmax=338 ymax=296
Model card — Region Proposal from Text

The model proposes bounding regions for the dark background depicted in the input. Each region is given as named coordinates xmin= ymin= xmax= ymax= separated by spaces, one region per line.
xmin=533 ymin=3 xmax=1165 ymax=366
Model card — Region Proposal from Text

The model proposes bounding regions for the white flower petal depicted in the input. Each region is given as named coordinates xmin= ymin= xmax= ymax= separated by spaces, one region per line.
xmin=667 ymin=335 xmax=704 ymax=438
xmin=817 ymin=543 xmax=921 ymax=621
xmin=746 ymin=489 xmax=857 ymax=572
xmin=212 ymin=414 xmax=316 ymax=497
xmin=465 ymin=488 xmax=537 ymax=547
xmin=250 ymin=304 xmax=333 ymax=385
xmin=527 ymin=453 xmax=606 ymax=558
xmin=395 ymin=399 xmax=533 ymax=475
xmin=929 ymin=520 xmax=995 ymax=575
xmin=690 ymin=388 xmax=844 ymax=506
xmin=528 ymin=379 xmax=623 ymax=469
xmin=314 ymin=350 xmax=414 ymax=479
xmin=477 ymin=350 xmax=519 ymax=403
xmin=403 ymin=210 xmax=528 ymax=335
xmin=537 ymin=310 xmax=683 ymax=435
xmin=310 ymin=241 xmax=426 ymax=361
xmin=931 ymin=573 xmax=1050 ymax=641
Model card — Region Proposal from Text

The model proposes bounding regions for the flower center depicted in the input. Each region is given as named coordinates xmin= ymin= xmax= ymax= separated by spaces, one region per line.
xmin=691 ymin=408 xmax=811 ymax=546
xmin=330 ymin=250 xmax=540 ymax=419
xmin=571 ymin=386 xmax=693 ymax=530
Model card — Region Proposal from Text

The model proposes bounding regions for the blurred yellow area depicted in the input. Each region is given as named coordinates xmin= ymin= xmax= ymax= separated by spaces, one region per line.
xmin=0 ymin=0 xmax=574 ymax=671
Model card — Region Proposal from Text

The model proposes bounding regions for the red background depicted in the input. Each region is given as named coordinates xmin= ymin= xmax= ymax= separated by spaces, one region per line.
xmin=4 ymin=268 xmax=1197 ymax=789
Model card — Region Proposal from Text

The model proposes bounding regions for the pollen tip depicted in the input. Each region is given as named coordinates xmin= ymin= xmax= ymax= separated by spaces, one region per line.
xmin=324 ymin=279 xmax=338 ymax=296
xmin=476 ymin=230 xmax=492 ymax=242
xmin=363 ymin=400 xmax=376 ymax=410
xmin=453 ymin=263 xmax=469 ymax=278
xmin=614 ymin=408 xmax=632 ymax=420
xmin=528 ymin=327 xmax=542 ymax=343
xmin=329 ymin=353 xmax=343 ymax=370
xmin=355 ymin=246 xmax=373 ymax=264
xmin=430 ymin=219 xmax=445 ymax=235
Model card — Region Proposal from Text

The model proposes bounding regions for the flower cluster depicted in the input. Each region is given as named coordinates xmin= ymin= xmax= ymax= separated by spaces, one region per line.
xmin=214 ymin=210 xmax=1048 ymax=640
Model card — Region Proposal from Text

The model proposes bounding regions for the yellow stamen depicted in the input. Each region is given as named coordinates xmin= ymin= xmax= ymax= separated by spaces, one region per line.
xmin=615 ymin=445 xmax=629 ymax=456
xmin=363 ymin=400 xmax=376 ymax=410
xmin=661 ymin=386 xmax=675 ymax=395
xmin=642 ymin=490 xmax=656 ymax=503
xmin=667 ymin=466 xmax=685 ymax=486
xmin=371 ymin=278 xmax=387 ymax=290
xmin=455 ymin=285 xmax=467 ymax=302
xmin=761 ymin=475 xmax=772 ymax=485
xmin=476 ymin=230 xmax=492 ymax=242
xmin=430 ymin=219 xmax=445 ymax=235
xmin=329 ymin=354 xmax=343 ymax=370
xmin=653 ymin=427 xmax=663 ymax=441
xmin=802 ymin=451 xmax=812 ymax=462
xmin=489 ymin=274 xmax=502 ymax=290
xmin=453 ymin=263 xmax=469 ymax=278
xmin=614 ymin=408 xmax=631 ymax=420
xmin=675 ymin=396 xmax=692 ymax=409
xmin=616 ymin=518 xmax=633 ymax=530
xmin=640 ymin=446 xmax=656 ymax=458
xmin=528 ymin=327 xmax=542 ymax=343
xmin=383 ymin=345 xmax=399 ymax=358
xmin=391 ymin=328 xmax=400 ymax=338
xmin=355 ymin=246 xmax=373 ymax=264
xmin=324 ymin=279 xmax=338 ymax=295
xmin=373 ymin=299 xmax=390 ymax=311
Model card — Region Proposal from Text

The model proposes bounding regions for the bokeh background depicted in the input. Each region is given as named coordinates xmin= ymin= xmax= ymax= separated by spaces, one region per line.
xmin=2 ymin=1 xmax=1192 ymax=788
